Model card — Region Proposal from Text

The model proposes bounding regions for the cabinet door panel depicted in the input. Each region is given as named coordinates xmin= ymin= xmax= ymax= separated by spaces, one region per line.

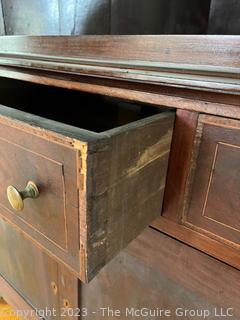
xmin=183 ymin=115 xmax=240 ymax=247
xmin=156 ymin=111 xmax=240 ymax=270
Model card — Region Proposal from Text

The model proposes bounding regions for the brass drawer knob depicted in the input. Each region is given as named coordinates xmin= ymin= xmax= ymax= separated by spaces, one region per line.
xmin=7 ymin=181 xmax=39 ymax=212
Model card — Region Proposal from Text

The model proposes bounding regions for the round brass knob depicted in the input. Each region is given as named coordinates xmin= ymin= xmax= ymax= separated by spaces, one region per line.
xmin=7 ymin=181 xmax=39 ymax=212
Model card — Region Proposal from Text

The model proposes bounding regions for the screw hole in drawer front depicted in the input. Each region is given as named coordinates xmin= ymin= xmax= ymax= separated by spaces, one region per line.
xmin=50 ymin=282 xmax=58 ymax=295
xmin=0 ymin=77 xmax=175 ymax=282
xmin=63 ymin=299 xmax=70 ymax=309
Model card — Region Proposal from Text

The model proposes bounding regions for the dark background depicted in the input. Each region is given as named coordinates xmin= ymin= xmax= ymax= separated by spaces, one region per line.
xmin=0 ymin=0 xmax=239 ymax=36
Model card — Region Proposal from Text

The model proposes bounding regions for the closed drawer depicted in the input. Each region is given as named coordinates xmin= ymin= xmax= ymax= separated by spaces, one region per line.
xmin=0 ymin=214 xmax=77 ymax=320
xmin=0 ymin=78 xmax=174 ymax=282
xmin=182 ymin=115 xmax=240 ymax=256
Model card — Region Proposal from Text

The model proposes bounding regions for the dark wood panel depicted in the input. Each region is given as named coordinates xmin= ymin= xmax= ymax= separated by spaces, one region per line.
xmin=158 ymin=113 xmax=240 ymax=270
xmin=183 ymin=115 xmax=240 ymax=247
xmin=0 ymin=215 xmax=59 ymax=319
xmin=152 ymin=217 xmax=240 ymax=271
xmin=0 ymin=132 xmax=79 ymax=262
xmin=111 ymin=0 xmax=210 ymax=35
xmin=0 ymin=214 xmax=81 ymax=320
xmin=0 ymin=109 xmax=80 ymax=276
xmin=2 ymin=226 xmax=240 ymax=319
xmin=81 ymin=227 xmax=240 ymax=319
xmin=208 ymin=0 xmax=240 ymax=35
xmin=82 ymin=111 xmax=174 ymax=281
xmin=162 ymin=109 xmax=199 ymax=221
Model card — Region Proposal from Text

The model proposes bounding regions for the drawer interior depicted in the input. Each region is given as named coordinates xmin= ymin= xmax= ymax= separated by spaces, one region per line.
xmin=0 ymin=77 xmax=166 ymax=132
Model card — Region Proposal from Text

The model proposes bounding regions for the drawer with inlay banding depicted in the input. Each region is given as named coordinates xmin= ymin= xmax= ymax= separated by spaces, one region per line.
xmin=0 ymin=79 xmax=175 ymax=282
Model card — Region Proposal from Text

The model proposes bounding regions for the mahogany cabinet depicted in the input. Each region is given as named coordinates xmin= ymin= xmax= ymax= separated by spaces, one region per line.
xmin=0 ymin=35 xmax=239 ymax=319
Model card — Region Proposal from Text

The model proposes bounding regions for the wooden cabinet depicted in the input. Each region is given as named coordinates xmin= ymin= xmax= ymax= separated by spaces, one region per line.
xmin=183 ymin=115 xmax=240 ymax=247
xmin=0 ymin=35 xmax=239 ymax=319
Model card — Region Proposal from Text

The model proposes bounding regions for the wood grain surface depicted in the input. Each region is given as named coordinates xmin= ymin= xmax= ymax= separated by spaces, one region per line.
xmin=183 ymin=115 xmax=240 ymax=247
xmin=156 ymin=111 xmax=240 ymax=271
xmin=1 ymin=224 xmax=240 ymax=319
xmin=0 ymin=78 xmax=175 ymax=282
xmin=81 ymin=227 xmax=240 ymax=319
xmin=0 ymin=35 xmax=238 ymax=96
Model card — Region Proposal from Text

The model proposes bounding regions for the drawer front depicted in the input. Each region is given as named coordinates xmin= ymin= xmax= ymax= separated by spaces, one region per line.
xmin=183 ymin=115 xmax=240 ymax=248
xmin=0 ymin=123 xmax=78 ymax=249
xmin=0 ymin=107 xmax=174 ymax=282
xmin=0 ymin=119 xmax=80 ymax=272
xmin=0 ymin=215 xmax=78 ymax=320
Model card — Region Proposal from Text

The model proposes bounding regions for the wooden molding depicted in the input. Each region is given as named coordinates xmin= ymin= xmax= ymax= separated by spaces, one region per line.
xmin=0 ymin=35 xmax=239 ymax=94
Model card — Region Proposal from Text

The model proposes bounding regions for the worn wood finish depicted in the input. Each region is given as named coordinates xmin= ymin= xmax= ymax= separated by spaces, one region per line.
xmin=156 ymin=112 xmax=240 ymax=270
xmin=0 ymin=78 xmax=174 ymax=282
xmin=1 ymin=225 xmax=240 ymax=319
xmin=162 ymin=109 xmax=199 ymax=221
xmin=183 ymin=115 xmax=240 ymax=247
xmin=0 ymin=114 xmax=80 ymax=273
xmin=0 ymin=215 xmax=59 ymax=319
xmin=0 ymin=276 xmax=40 ymax=320
xmin=152 ymin=217 xmax=240 ymax=271
xmin=0 ymin=35 xmax=238 ymax=68
xmin=81 ymin=227 xmax=240 ymax=318
xmin=0 ymin=36 xmax=239 ymax=96
xmin=0 ymin=214 xmax=81 ymax=320
xmin=82 ymin=111 xmax=174 ymax=281
xmin=0 ymin=34 xmax=239 ymax=317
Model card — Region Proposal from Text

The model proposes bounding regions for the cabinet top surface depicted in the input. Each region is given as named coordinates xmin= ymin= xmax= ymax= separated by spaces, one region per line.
xmin=0 ymin=35 xmax=239 ymax=65
xmin=0 ymin=35 xmax=239 ymax=109
xmin=0 ymin=36 xmax=239 ymax=70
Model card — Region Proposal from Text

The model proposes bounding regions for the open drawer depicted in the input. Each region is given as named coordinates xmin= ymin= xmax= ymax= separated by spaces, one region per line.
xmin=0 ymin=78 xmax=175 ymax=282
